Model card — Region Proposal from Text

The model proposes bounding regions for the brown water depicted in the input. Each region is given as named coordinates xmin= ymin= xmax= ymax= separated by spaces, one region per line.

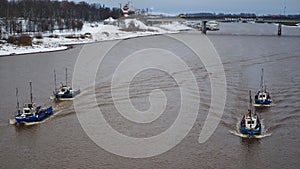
xmin=0 ymin=23 xmax=300 ymax=168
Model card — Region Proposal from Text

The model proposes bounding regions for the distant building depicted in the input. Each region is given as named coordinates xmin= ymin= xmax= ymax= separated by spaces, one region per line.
xmin=120 ymin=1 xmax=135 ymax=17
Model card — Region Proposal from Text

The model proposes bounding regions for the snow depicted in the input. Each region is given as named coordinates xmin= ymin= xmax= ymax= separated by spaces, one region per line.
xmin=0 ymin=19 xmax=193 ymax=56
xmin=0 ymin=43 xmax=68 ymax=56
xmin=124 ymin=19 xmax=148 ymax=30
xmin=104 ymin=17 xmax=116 ymax=22
xmin=157 ymin=22 xmax=192 ymax=31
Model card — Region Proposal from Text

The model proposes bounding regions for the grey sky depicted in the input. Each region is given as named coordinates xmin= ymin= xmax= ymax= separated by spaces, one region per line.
xmin=73 ymin=0 xmax=300 ymax=15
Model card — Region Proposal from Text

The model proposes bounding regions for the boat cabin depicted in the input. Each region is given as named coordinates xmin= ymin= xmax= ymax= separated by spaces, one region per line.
xmin=58 ymin=86 xmax=72 ymax=95
xmin=21 ymin=103 xmax=36 ymax=116
xmin=256 ymin=91 xmax=270 ymax=102
xmin=244 ymin=115 xmax=258 ymax=129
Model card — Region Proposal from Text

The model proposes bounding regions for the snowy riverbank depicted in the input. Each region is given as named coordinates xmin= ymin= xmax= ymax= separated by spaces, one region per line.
xmin=0 ymin=19 xmax=192 ymax=56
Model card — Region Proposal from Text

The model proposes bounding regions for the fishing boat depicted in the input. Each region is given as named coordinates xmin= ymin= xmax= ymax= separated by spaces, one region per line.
xmin=14 ymin=82 xmax=53 ymax=124
xmin=254 ymin=68 xmax=272 ymax=106
xmin=53 ymin=68 xmax=80 ymax=100
xmin=240 ymin=91 xmax=262 ymax=137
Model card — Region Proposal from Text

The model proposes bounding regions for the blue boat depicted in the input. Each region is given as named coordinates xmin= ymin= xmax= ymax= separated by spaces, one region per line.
xmin=53 ymin=68 xmax=80 ymax=100
xmin=240 ymin=91 xmax=262 ymax=137
xmin=14 ymin=82 xmax=53 ymax=124
xmin=254 ymin=68 xmax=272 ymax=105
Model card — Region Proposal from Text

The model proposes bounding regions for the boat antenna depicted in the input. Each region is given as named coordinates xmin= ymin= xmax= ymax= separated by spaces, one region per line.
xmin=16 ymin=88 xmax=21 ymax=115
xmin=65 ymin=68 xmax=68 ymax=86
xmin=249 ymin=90 xmax=252 ymax=114
xmin=54 ymin=69 xmax=57 ymax=92
xmin=29 ymin=81 xmax=33 ymax=103
xmin=261 ymin=68 xmax=264 ymax=92
xmin=249 ymin=90 xmax=253 ymax=128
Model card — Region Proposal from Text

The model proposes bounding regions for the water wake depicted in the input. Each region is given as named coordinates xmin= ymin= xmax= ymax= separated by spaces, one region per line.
xmin=229 ymin=119 xmax=272 ymax=139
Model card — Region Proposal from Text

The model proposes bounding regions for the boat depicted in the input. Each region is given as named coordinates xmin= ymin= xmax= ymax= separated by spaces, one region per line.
xmin=240 ymin=91 xmax=262 ymax=137
xmin=14 ymin=82 xmax=53 ymax=124
xmin=206 ymin=21 xmax=220 ymax=31
xmin=254 ymin=68 xmax=272 ymax=106
xmin=53 ymin=68 xmax=80 ymax=100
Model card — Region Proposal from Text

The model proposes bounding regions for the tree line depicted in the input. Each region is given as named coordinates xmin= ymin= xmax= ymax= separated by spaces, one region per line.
xmin=0 ymin=0 xmax=123 ymax=36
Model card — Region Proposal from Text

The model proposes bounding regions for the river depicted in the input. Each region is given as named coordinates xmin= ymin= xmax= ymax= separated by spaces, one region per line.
xmin=0 ymin=23 xmax=299 ymax=168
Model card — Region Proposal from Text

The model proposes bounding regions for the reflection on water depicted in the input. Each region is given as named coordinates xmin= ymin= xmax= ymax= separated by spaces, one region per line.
xmin=240 ymin=138 xmax=262 ymax=168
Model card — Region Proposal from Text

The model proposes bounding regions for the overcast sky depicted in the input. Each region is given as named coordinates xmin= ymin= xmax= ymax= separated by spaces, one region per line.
xmin=73 ymin=0 xmax=300 ymax=15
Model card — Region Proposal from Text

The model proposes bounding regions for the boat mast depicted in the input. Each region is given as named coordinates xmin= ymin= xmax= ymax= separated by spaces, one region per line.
xmin=29 ymin=81 xmax=33 ymax=103
xmin=16 ymin=88 xmax=21 ymax=115
xmin=54 ymin=69 xmax=57 ymax=92
xmin=249 ymin=90 xmax=253 ymax=128
xmin=65 ymin=68 xmax=68 ymax=86
xmin=261 ymin=68 xmax=264 ymax=92
xmin=249 ymin=90 xmax=252 ymax=113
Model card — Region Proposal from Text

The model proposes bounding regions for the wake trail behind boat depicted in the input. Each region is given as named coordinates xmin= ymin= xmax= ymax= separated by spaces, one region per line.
xmin=253 ymin=103 xmax=275 ymax=107
xmin=50 ymin=96 xmax=75 ymax=101
xmin=229 ymin=130 xmax=272 ymax=138
xmin=9 ymin=109 xmax=63 ymax=126
xmin=229 ymin=119 xmax=272 ymax=139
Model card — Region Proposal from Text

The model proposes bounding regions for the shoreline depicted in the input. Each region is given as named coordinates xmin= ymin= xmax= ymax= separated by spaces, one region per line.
xmin=0 ymin=45 xmax=72 ymax=57
xmin=2 ymin=22 xmax=300 ymax=57
xmin=0 ymin=19 xmax=193 ymax=57
xmin=0 ymin=32 xmax=181 ymax=57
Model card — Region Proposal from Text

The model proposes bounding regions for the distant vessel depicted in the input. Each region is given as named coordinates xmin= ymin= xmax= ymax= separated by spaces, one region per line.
xmin=254 ymin=68 xmax=272 ymax=106
xmin=206 ymin=21 xmax=220 ymax=31
xmin=14 ymin=82 xmax=53 ymax=124
xmin=53 ymin=68 xmax=80 ymax=100
xmin=240 ymin=91 xmax=262 ymax=137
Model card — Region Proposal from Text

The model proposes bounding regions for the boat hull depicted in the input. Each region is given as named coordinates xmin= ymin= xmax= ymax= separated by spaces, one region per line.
xmin=54 ymin=89 xmax=80 ymax=100
xmin=240 ymin=124 xmax=261 ymax=136
xmin=254 ymin=98 xmax=272 ymax=104
xmin=15 ymin=106 xmax=53 ymax=124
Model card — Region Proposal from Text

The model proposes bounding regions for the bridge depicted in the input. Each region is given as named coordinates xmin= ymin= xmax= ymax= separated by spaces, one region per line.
xmin=145 ymin=16 xmax=300 ymax=36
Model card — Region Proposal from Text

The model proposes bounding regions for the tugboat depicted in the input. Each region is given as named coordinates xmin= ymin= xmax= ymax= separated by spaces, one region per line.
xmin=240 ymin=91 xmax=262 ymax=137
xmin=53 ymin=68 xmax=80 ymax=100
xmin=254 ymin=68 xmax=272 ymax=106
xmin=14 ymin=82 xmax=53 ymax=124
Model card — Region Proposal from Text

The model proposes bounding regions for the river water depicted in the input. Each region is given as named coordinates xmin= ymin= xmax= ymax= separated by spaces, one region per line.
xmin=0 ymin=23 xmax=299 ymax=168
